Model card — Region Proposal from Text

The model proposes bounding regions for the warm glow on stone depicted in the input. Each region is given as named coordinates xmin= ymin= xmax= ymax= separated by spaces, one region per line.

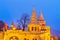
xmin=0 ymin=8 xmax=57 ymax=40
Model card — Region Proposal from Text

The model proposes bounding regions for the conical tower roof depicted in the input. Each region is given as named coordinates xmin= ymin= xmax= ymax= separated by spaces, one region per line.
xmin=29 ymin=7 xmax=37 ymax=23
xmin=11 ymin=21 xmax=15 ymax=25
xmin=10 ymin=20 xmax=16 ymax=30
xmin=38 ymin=11 xmax=44 ymax=21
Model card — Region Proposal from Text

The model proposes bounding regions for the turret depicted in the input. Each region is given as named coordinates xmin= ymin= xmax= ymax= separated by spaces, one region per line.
xmin=29 ymin=7 xmax=37 ymax=23
xmin=10 ymin=21 xmax=16 ymax=30
xmin=28 ymin=7 xmax=40 ymax=31
xmin=37 ymin=11 xmax=45 ymax=26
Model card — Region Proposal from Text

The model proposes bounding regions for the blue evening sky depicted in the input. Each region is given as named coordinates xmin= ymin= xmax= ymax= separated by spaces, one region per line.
xmin=0 ymin=0 xmax=60 ymax=33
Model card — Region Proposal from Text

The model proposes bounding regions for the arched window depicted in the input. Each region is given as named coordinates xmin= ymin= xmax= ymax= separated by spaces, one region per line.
xmin=24 ymin=38 xmax=26 ymax=40
xmin=32 ymin=27 xmax=34 ymax=31
xmin=33 ymin=38 xmax=37 ymax=40
xmin=35 ymin=39 xmax=37 ymax=40
xmin=33 ymin=39 xmax=34 ymax=40
xmin=24 ymin=38 xmax=29 ymax=40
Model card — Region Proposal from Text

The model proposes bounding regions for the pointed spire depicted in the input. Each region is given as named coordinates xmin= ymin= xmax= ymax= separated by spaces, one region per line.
xmin=29 ymin=7 xmax=37 ymax=23
xmin=38 ymin=11 xmax=46 ymax=26
xmin=38 ymin=11 xmax=44 ymax=21
xmin=10 ymin=20 xmax=16 ymax=30
xmin=11 ymin=20 xmax=15 ymax=27
xmin=11 ymin=20 xmax=15 ymax=26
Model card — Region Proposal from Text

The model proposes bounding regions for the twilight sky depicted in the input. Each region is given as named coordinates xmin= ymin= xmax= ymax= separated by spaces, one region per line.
xmin=0 ymin=0 xmax=60 ymax=33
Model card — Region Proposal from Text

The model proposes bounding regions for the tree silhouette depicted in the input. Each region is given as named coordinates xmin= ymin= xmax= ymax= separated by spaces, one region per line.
xmin=17 ymin=13 xmax=30 ymax=31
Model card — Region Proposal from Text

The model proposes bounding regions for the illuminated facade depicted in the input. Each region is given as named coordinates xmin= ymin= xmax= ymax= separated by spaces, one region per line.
xmin=0 ymin=8 xmax=58 ymax=40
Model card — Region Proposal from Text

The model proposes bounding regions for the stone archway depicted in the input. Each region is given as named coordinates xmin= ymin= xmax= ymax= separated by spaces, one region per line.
xmin=9 ymin=36 xmax=19 ymax=40
xmin=4 ymin=30 xmax=21 ymax=40
xmin=34 ymin=35 xmax=41 ymax=40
